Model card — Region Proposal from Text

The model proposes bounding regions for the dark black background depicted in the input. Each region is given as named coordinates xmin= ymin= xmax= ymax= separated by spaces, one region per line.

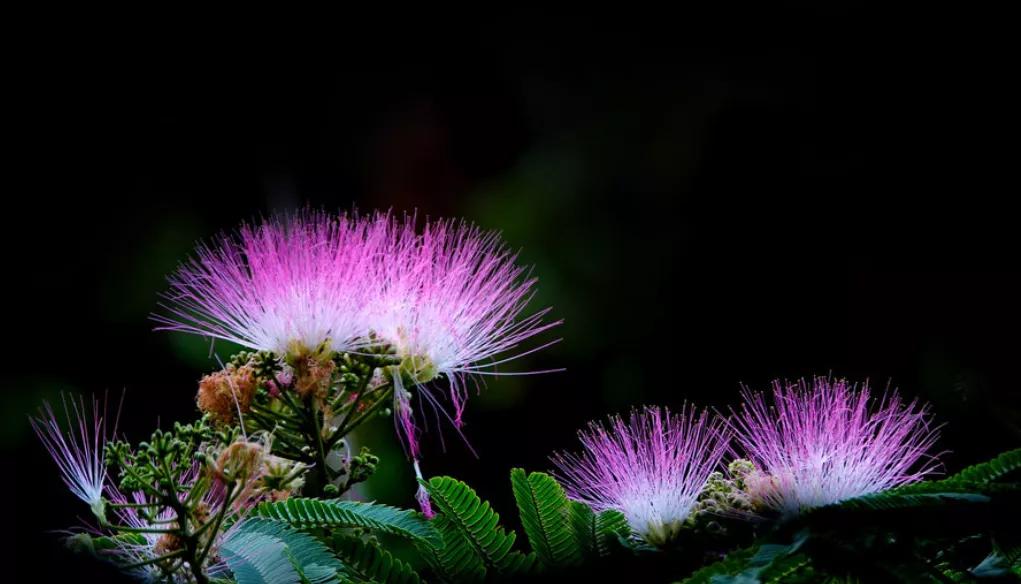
xmin=6 ymin=16 xmax=1019 ymax=582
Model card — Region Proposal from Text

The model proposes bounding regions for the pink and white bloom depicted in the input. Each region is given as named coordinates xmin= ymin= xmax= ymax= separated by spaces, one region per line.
xmin=731 ymin=377 xmax=942 ymax=516
xmin=551 ymin=405 xmax=730 ymax=546
xmin=154 ymin=210 xmax=561 ymax=516
xmin=366 ymin=215 xmax=560 ymax=515
xmin=370 ymin=215 xmax=561 ymax=448
xmin=30 ymin=394 xmax=113 ymax=517
xmin=154 ymin=210 xmax=382 ymax=356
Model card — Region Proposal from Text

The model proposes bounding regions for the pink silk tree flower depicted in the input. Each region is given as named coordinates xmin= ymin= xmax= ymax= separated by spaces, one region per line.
xmin=730 ymin=377 xmax=942 ymax=516
xmin=550 ymin=405 xmax=730 ymax=546
xmin=153 ymin=210 xmax=561 ymax=516
xmin=30 ymin=394 xmax=114 ymax=518
xmin=366 ymin=215 xmax=561 ymax=516
xmin=370 ymin=216 xmax=561 ymax=446
xmin=153 ymin=210 xmax=383 ymax=357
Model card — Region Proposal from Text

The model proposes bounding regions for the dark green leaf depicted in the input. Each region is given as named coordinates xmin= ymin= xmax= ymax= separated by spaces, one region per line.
xmin=331 ymin=534 xmax=422 ymax=584
xmin=510 ymin=468 xmax=582 ymax=568
xmin=253 ymin=498 xmax=439 ymax=546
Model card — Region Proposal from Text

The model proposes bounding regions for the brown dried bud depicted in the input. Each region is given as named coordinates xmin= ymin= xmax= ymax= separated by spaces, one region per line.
xmin=197 ymin=364 xmax=258 ymax=424
xmin=292 ymin=357 xmax=336 ymax=399
xmin=193 ymin=502 xmax=211 ymax=526
xmin=267 ymin=489 xmax=292 ymax=502
xmin=153 ymin=532 xmax=182 ymax=555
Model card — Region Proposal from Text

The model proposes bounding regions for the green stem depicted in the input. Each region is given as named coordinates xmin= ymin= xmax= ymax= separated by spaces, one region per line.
xmin=161 ymin=464 xmax=208 ymax=584
xmin=307 ymin=397 xmax=331 ymax=496
xmin=123 ymin=548 xmax=186 ymax=569
xmin=330 ymin=387 xmax=393 ymax=446
xmin=278 ymin=386 xmax=304 ymax=416
xmin=197 ymin=480 xmax=239 ymax=565
xmin=108 ymin=501 xmax=161 ymax=509
xmin=106 ymin=524 xmax=180 ymax=535
xmin=248 ymin=410 xmax=307 ymax=446
xmin=251 ymin=403 xmax=303 ymax=428
xmin=333 ymin=372 xmax=373 ymax=430
xmin=117 ymin=463 xmax=163 ymax=498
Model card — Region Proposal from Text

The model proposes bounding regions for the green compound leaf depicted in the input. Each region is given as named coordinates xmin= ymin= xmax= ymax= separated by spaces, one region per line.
xmin=705 ymin=532 xmax=810 ymax=584
xmin=948 ymin=448 xmax=1021 ymax=485
xmin=252 ymin=498 xmax=440 ymax=546
xmin=564 ymin=501 xmax=631 ymax=559
xmin=331 ymin=533 xmax=422 ymax=584
xmin=797 ymin=490 xmax=1009 ymax=543
xmin=567 ymin=501 xmax=597 ymax=560
xmin=594 ymin=509 xmax=631 ymax=557
xmin=760 ymin=554 xmax=814 ymax=584
xmin=888 ymin=480 xmax=1021 ymax=496
xmin=221 ymin=517 xmax=344 ymax=584
xmin=510 ymin=468 xmax=582 ymax=569
xmin=833 ymin=491 xmax=991 ymax=512
xmin=425 ymin=475 xmax=537 ymax=576
xmin=416 ymin=514 xmax=486 ymax=584
xmin=678 ymin=546 xmax=758 ymax=583
xmin=884 ymin=448 xmax=1021 ymax=497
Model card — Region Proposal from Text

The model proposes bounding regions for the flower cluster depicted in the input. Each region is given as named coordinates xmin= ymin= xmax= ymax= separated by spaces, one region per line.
xmin=155 ymin=211 xmax=560 ymax=458
xmin=153 ymin=211 xmax=382 ymax=356
xmin=30 ymin=206 xmax=954 ymax=581
xmin=368 ymin=216 xmax=561 ymax=429
xmin=551 ymin=405 xmax=730 ymax=546
xmin=729 ymin=377 xmax=942 ymax=516
xmin=150 ymin=210 xmax=562 ymax=516
xmin=35 ymin=397 xmax=302 ymax=581
xmin=552 ymin=377 xmax=942 ymax=545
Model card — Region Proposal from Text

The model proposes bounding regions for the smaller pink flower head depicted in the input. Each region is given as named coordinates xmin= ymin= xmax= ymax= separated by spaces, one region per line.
xmin=731 ymin=377 xmax=942 ymax=516
xmin=30 ymin=393 xmax=113 ymax=514
xmin=369 ymin=215 xmax=561 ymax=456
xmin=154 ymin=210 xmax=382 ymax=355
xmin=551 ymin=405 xmax=730 ymax=546
xmin=371 ymin=215 xmax=561 ymax=408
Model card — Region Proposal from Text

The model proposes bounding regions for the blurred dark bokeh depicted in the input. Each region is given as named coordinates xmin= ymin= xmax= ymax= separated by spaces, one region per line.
xmin=6 ymin=21 xmax=1019 ymax=582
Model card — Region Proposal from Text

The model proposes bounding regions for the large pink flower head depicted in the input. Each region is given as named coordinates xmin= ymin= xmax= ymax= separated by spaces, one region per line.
xmin=154 ymin=210 xmax=382 ymax=356
xmin=30 ymin=393 xmax=115 ymax=518
xmin=550 ymin=405 xmax=730 ymax=546
xmin=731 ymin=377 xmax=942 ymax=516
xmin=369 ymin=215 xmax=561 ymax=454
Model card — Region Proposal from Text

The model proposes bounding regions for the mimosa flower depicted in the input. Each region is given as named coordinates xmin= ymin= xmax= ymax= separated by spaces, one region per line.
xmin=30 ymin=393 xmax=114 ymax=517
xmin=371 ymin=215 xmax=561 ymax=448
xmin=730 ymin=377 xmax=942 ymax=516
xmin=154 ymin=210 xmax=382 ymax=356
xmin=551 ymin=405 xmax=729 ymax=546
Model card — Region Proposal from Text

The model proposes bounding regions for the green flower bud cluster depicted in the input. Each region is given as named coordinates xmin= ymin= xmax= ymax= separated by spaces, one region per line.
xmin=333 ymin=348 xmax=399 ymax=389
xmin=104 ymin=416 xmax=236 ymax=493
xmin=347 ymin=446 xmax=380 ymax=486
xmin=334 ymin=351 xmax=374 ymax=377
xmin=363 ymin=332 xmax=398 ymax=356
xmin=230 ymin=350 xmax=282 ymax=379
xmin=332 ymin=352 xmax=375 ymax=392
xmin=685 ymin=459 xmax=757 ymax=534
